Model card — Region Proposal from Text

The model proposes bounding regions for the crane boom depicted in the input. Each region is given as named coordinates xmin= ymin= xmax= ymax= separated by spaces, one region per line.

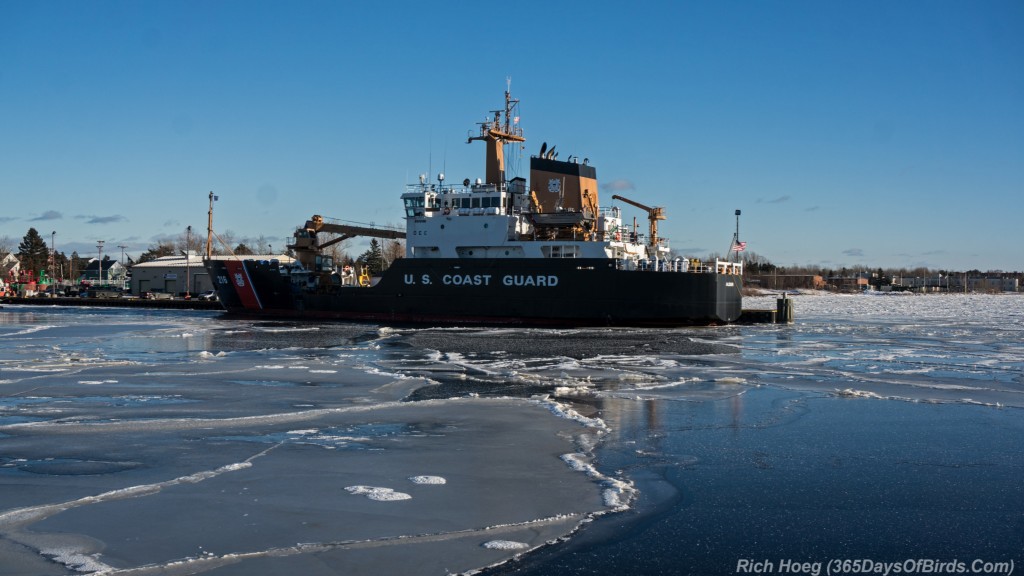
xmin=611 ymin=194 xmax=666 ymax=248
xmin=305 ymin=215 xmax=406 ymax=242
xmin=289 ymin=215 xmax=407 ymax=271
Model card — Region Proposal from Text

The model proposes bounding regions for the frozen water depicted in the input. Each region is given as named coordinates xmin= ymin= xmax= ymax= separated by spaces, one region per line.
xmin=737 ymin=292 xmax=1024 ymax=406
xmin=0 ymin=306 xmax=611 ymax=575
xmin=1 ymin=294 xmax=1022 ymax=575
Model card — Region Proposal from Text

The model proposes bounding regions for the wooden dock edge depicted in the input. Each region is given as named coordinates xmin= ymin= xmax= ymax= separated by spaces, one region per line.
xmin=739 ymin=297 xmax=795 ymax=324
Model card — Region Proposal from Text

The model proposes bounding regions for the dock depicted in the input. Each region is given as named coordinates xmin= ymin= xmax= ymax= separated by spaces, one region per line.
xmin=738 ymin=296 xmax=795 ymax=324
xmin=0 ymin=297 xmax=224 ymax=311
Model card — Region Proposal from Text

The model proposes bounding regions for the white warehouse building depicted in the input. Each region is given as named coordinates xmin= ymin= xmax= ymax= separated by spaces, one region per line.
xmin=129 ymin=254 xmax=294 ymax=296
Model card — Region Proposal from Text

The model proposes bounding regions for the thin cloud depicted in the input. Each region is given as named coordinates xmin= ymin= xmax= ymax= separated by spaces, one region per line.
xmin=30 ymin=210 xmax=63 ymax=221
xmin=676 ymin=246 xmax=709 ymax=255
xmin=76 ymin=214 xmax=128 ymax=224
xmin=842 ymin=248 xmax=864 ymax=257
xmin=757 ymin=195 xmax=791 ymax=204
xmin=0 ymin=216 xmax=18 ymax=223
xmin=602 ymin=179 xmax=636 ymax=192
xmin=805 ymin=205 xmax=821 ymax=212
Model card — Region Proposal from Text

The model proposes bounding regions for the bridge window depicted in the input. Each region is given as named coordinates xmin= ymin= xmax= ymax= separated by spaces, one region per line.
xmin=404 ymin=197 xmax=425 ymax=217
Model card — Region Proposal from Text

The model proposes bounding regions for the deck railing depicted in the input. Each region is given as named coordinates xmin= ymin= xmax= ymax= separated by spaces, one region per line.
xmin=619 ymin=258 xmax=743 ymax=275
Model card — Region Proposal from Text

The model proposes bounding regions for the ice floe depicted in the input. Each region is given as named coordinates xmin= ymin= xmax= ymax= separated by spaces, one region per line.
xmin=345 ymin=485 xmax=413 ymax=501
xmin=409 ymin=475 xmax=446 ymax=485
xmin=482 ymin=540 xmax=529 ymax=550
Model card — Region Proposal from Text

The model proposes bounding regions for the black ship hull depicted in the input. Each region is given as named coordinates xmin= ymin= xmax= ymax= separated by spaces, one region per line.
xmin=205 ymin=258 xmax=743 ymax=327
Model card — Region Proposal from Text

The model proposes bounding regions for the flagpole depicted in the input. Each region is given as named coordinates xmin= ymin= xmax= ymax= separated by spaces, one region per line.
xmin=732 ymin=209 xmax=741 ymax=263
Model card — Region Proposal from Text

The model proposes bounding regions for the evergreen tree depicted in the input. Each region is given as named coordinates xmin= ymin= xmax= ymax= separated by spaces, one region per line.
xmin=70 ymin=251 xmax=83 ymax=281
xmin=358 ymin=239 xmax=384 ymax=275
xmin=874 ymin=267 xmax=890 ymax=288
xmin=17 ymin=228 xmax=49 ymax=279
xmin=53 ymin=251 xmax=70 ymax=281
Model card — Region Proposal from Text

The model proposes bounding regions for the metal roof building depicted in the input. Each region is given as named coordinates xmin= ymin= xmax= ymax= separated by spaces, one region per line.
xmin=129 ymin=254 xmax=294 ymax=296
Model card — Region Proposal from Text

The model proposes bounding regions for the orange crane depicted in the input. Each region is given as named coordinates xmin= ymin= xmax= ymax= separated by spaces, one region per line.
xmin=611 ymin=195 xmax=666 ymax=248
xmin=289 ymin=215 xmax=406 ymax=272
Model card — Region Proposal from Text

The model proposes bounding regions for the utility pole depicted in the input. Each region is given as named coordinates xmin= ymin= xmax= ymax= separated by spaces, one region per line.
xmin=118 ymin=245 xmax=127 ymax=290
xmin=186 ymin=226 xmax=192 ymax=299
xmin=50 ymin=231 xmax=56 ymax=294
xmin=96 ymin=240 xmax=105 ymax=286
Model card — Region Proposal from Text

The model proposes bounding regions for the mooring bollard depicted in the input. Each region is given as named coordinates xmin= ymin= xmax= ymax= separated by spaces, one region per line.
xmin=776 ymin=295 xmax=794 ymax=324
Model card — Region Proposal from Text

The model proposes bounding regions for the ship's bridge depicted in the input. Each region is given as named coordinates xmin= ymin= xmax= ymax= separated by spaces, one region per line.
xmin=401 ymin=188 xmax=439 ymax=217
xmin=402 ymin=178 xmax=531 ymax=219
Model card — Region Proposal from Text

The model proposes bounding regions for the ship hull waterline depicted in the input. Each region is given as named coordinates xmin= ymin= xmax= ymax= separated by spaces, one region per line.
xmin=206 ymin=258 xmax=743 ymax=328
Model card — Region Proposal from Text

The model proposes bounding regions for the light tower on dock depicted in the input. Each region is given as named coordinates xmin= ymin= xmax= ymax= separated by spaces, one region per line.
xmin=729 ymin=210 xmax=746 ymax=262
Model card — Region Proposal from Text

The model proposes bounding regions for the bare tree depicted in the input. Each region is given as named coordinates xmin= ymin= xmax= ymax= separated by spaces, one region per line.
xmin=172 ymin=228 xmax=205 ymax=255
xmin=213 ymin=231 xmax=236 ymax=256
xmin=383 ymin=239 xmax=405 ymax=265
xmin=318 ymin=232 xmax=350 ymax=264
xmin=136 ymin=241 xmax=177 ymax=263
xmin=254 ymin=235 xmax=272 ymax=254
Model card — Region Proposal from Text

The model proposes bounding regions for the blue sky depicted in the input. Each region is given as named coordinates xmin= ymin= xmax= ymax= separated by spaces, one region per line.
xmin=1 ymin=1 xmax=1021 ymax=271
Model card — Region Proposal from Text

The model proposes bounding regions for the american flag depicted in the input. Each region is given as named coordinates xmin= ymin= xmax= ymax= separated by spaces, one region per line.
xmin=732 ymin=241 xmax=747 ymax=252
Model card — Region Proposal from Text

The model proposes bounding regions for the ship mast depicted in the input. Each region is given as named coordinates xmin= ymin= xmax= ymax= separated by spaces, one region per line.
xmin=468 ymin=82 xmax=526 ymax=185
xmin=205 ymin=191 xmax=216 ymax=259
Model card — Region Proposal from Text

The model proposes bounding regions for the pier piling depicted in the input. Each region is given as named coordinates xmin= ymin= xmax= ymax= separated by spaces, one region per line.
xmin=776 ymin=295 xmax=794 ymax=324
